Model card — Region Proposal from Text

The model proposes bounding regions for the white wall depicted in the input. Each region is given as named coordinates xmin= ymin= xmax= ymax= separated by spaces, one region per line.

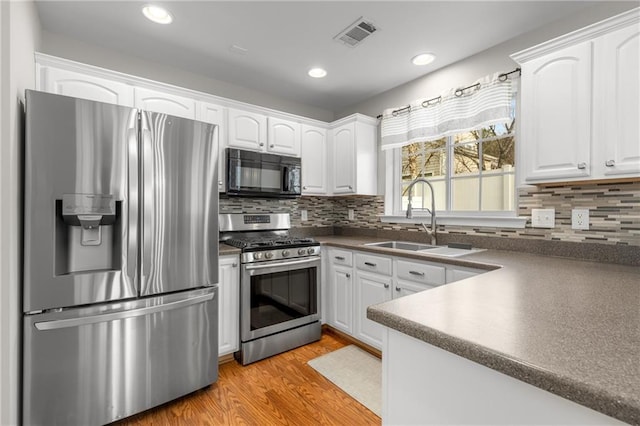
xmin=0 ymin=2 xmax=41 ymax=424
xmin=40 ymin=30 xmax=334 ymax=123
xmin=336 ymin=2 xmax=637 ymax=119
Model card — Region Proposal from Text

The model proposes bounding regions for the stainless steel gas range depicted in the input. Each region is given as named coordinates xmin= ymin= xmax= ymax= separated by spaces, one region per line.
xmin=220 ymin=213 xmax=321 ymax=365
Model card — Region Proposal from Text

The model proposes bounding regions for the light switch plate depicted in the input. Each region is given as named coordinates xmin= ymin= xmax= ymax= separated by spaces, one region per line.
xmin=348 ymin=209 xmax=355 ymax=220
xmin=300 ymin=209 xmax=308 ymax=221
xmin=572 ymin=209 xmax=589 ymax=230
xmin=531 ymin=208 xmax=555 ymax=228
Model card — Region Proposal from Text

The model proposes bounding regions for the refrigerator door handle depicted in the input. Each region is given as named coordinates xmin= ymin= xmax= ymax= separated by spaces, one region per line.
xmin=126 ymin=119 xmax=139 ymax=286
xmin=34 ymin=292 xmax=214 ymax=331
xmin=140 ymin=116 xmax=153 ymax=287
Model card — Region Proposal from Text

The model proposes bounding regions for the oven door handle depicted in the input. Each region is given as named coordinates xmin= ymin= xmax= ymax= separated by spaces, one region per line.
xmin=244 ymin=257 xmax=320 ymax=271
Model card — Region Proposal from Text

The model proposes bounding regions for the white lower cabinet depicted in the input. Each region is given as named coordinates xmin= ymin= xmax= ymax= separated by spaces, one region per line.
xmin=324 ymin=247 xmax=488 ymax=350
xmin=327 ymin=248 xmax=354 ymax=335
xmin=218 ymin=254 xmax=240 ymax=357
xmin=355 ymin=271 xmax=392 ymax=348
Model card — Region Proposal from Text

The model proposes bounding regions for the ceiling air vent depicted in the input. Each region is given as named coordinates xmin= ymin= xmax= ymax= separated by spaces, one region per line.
xmin=334 ymin=17 xmax=378 ymax=48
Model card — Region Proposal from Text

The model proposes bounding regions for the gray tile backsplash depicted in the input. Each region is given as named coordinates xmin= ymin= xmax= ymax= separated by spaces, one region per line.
xmin=220 ymin=181 xmax=640 ymax=247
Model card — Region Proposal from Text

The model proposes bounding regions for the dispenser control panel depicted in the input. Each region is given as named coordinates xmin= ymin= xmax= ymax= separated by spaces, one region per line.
xmin=62 ymin=194 xmax=115 ymax=216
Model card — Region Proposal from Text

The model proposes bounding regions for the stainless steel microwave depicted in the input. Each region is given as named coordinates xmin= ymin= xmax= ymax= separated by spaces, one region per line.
xmin=226 ymin=148 xmax=301 ymax=198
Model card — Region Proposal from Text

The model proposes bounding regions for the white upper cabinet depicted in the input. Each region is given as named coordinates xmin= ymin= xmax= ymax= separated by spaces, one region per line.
xmin=134 ymin=87 xmax=196 ymax=119
xmin=331 ymin=115 xmax=378 ymax=195
xmin=227 ymin=108 xmax=267 ymax=151
xmin=513 ymin=9 xmax=640 ymax=183
xmin=268 ymin=117 xmax=301 ymax=156
xmin=301 ymin=124 xmax=328 ymax=195
xmin=518 ymin=41 xmax=592 ymax=182
xmin=227 ymin=111 xmax=301 ymax=156
xmin=332 ymin=123 xmax=356 ymax=194
xmin=38 ymin=66 xmax=134 ymax=107
xmin=594 ymin=22 xmax=640 ymax=177
xmin=197 ymin=102 xmax=227 ymax=192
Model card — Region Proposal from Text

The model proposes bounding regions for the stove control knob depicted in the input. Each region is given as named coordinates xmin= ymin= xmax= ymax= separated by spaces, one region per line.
xmin=282 ymin=250 xmax=290 ymax=257
xmin=265 ymin=252 xmax=274 ymax=259
xmin=307 ymin=247 xmax=315 ymax=255
xmin=298 ymin=248 xmax=307 ymax=255
xmin=253 ymin=252 xmax=263 ymax=260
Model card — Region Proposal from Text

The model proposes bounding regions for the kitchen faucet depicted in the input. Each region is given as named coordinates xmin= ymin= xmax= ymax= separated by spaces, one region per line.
xmin=405 ymin=177 xmax=437 ymax=246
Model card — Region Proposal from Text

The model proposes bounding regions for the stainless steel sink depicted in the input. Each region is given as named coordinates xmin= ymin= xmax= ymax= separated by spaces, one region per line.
xmin=365 ymin=241 xmax=485 ymax=257
xmin=418 ymin=246 xmax=486 ymax=258
xmin=364 ymin=241 xmax=437 ymax=251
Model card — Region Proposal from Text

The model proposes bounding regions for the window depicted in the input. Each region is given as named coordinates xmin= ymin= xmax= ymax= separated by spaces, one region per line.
xmin=397 ymin=119 xmax=516 ymax=216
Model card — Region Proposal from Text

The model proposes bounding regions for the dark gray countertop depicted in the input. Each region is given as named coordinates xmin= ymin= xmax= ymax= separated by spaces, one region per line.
xmin=317 ymin=236 xmax=640 ymax=425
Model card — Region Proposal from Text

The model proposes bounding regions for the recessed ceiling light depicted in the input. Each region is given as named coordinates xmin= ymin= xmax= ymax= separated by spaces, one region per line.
xmin=308 ymin=68 xmax=327 ymax=78
xmin=412 ymin=53 xmax=436 ymax=66
xmin=142 ymin=5 xmax=173 ymax=24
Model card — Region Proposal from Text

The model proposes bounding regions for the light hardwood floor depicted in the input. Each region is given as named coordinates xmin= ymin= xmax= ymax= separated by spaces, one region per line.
xmin=115 ymin=330 xmax=381 ymax=425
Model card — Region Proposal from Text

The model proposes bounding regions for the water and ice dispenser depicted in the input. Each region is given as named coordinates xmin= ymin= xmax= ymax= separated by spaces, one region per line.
xmin=55 ymin=194 xmax=121 ymax=275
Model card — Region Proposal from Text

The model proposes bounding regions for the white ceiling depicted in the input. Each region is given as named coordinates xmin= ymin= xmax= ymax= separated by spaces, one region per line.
xmin=36 ymin=1 xmax=602 ymax=112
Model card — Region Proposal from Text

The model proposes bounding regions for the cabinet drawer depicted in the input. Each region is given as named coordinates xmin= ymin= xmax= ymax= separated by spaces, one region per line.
xmin=396 ymin=260 xmax=446 ymax=286
xmin=330 ymin=249 xmax=353 ymax=267
xmin=355 ymin=253 xmax=392 ymax=276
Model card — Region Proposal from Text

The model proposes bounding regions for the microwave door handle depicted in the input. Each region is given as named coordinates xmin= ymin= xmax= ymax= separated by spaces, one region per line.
xmin=283 ymin=166 xmax=290 ymax=192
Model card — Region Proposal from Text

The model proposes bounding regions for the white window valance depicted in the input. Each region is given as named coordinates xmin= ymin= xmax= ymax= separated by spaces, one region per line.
xmin=380 ymin=71 xmax=517 ymax=151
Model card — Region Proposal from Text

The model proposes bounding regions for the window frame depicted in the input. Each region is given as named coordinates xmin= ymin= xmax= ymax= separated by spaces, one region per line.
xmin=382 ymin=93 xmax=527 ymax=229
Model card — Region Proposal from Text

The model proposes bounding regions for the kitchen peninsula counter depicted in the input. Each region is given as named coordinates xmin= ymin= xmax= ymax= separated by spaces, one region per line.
xmin=316 ymin=236 xmax=640 ymax=424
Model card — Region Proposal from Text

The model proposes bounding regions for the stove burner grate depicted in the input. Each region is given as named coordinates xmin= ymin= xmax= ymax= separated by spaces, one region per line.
xmin=225 ymin=236 xmax=317 ymax=250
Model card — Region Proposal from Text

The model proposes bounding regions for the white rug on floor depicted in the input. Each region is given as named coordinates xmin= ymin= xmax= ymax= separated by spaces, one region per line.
xmin=307 ymin=345 xmax=381 ymax=417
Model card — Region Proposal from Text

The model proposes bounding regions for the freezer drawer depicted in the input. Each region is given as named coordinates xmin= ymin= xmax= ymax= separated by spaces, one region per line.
xmin=22 ymin=287 xmax=218 ymax=426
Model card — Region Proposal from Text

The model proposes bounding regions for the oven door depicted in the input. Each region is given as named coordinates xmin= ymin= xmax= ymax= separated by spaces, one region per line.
xmin=241 ymin=256 xmax=320 ymax=342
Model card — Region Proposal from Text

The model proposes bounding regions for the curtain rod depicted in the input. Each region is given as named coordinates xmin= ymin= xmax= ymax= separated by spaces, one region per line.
xmin=376 ymin=67 xmax=521 ymax=120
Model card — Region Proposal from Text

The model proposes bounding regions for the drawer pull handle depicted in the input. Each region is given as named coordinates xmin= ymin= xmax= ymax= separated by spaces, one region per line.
xmin=395 ymin=286 xmax=401 ymax=292
xmin=409 ymin=271 xmax=425 ymax=276
xmin=605 ymin=160 xmax=615 ymax=167
xmin=335 ymin=256 xmax=345 ymax=260
xmin=232 ymin=262 xmax=238 ymax=267
xmin=384 ymin=284 xmax=389 ymax=289
xmin=577 ymin=162 xmax=587 ymax=170
xmin=346 ymin=273 xmax=350 ymax=278
xmin=364 ymin=262 xmax=376 ymax=267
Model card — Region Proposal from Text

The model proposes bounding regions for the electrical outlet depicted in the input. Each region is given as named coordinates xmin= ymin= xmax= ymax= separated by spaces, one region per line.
xmin=531 ymin=208 xmax=555 ymax=228
xmin=300 ymin=210 xmax=308 ymax=221
xmin=348 ymin=209 xmax=355 ymax=220
xmin=572 ymin=209 xmax=589 ymax=230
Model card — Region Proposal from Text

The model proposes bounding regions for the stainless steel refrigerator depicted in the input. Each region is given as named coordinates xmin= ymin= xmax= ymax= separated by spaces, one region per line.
xmin=22 ymin=90 xmax=219 ymax=425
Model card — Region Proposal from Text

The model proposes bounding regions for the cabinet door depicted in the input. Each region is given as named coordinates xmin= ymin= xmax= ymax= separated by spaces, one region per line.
xmin=197 ymin=102 xmax=227 ymax=192
xmin=521 ymin=41 xmax=592 ymax=182
xmin=332 ymin=123 xmax=356 ymax=194
xmin=227 ymin=108 xmax=267 ymax=151
xmin=218 ymin=255 xmax=240 ymax=356
xmin=595 ymin=24 xmax=640 ymax=177
xmin=268 ymin=117 xmax=300 ymax=156
xmin=134 ymin=87 xmax=196 ymax=119
xmin=355 ymin=271 xmax=391 ymax=349
xmin=394 ymin=279 xmax=437 ymax=298
xmin=329 ymin=264 xmax=354 ymax=334
xmin=301 ymin=125 xmax=328 ymax=195
xmin=40 ymin=67 xmax=134 ymax=107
